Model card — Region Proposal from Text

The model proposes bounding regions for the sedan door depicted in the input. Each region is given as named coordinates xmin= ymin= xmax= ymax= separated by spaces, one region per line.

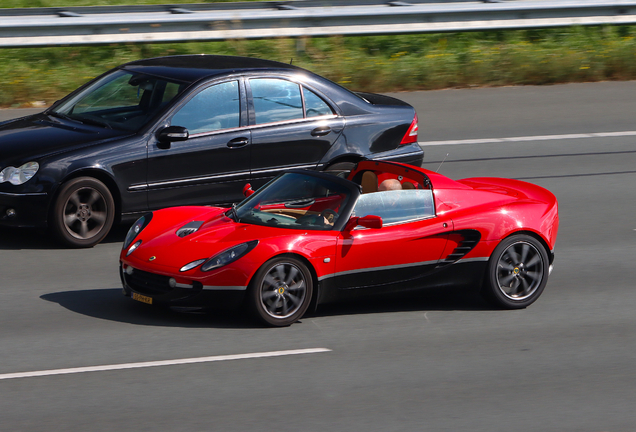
xmin=147 ymin=80 xmax=251 ymax=209
xmin=333 ymin=189 xmax=453 ymax=290
xmin=247 ymin=78 xmax=345 ymax=189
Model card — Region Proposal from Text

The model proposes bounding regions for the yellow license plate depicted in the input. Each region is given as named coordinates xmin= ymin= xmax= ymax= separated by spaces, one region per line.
xmin=132 ymin=292 xmax=153 ymax=305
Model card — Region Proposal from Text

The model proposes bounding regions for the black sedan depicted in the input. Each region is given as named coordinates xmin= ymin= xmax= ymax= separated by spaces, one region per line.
xmin=0 ymin=55 xmax=423 ymax=247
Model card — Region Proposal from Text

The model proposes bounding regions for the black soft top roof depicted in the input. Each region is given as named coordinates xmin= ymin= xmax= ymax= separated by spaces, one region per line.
xmin=121 ymin=54 xmax=302 ymax=83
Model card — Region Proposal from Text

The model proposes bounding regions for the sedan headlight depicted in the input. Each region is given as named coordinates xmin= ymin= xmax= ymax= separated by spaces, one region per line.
xmin=123 ymin=213 xmax=153 ymax=250
xmin=200 ymin=240 xmax=259 ymax=272
xmin=0 ymin=162 xmax=39 ymax=185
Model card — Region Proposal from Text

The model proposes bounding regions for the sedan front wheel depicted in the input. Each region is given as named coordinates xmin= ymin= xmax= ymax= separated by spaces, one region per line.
xmin=51 ymin=177 xmax=115 ymax=248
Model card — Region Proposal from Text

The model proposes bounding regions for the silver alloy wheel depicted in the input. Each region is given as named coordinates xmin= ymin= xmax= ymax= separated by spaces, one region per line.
xmin=259 ymin=262 xmax=308 ymax=320
xmin=62 ymin=186 xmax=109 ymax=240
xmin=496 ymin=241 xmax=545 ymax=301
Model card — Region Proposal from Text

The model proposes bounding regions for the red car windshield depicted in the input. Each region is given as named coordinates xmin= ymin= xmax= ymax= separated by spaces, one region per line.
xmin=235 ymin=173 xmax=351 ymax=230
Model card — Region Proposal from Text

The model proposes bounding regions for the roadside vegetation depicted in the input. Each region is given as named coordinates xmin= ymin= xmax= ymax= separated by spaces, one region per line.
xmin=2 ymin=0 xmax=249 ymax=6
xmin=1 ymin=21 xmax=636 ymax=107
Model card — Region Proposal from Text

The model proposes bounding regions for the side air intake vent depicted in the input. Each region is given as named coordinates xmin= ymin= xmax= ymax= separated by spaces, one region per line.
xmin=437 ymin=230 xmax=481 ymax=268
xmin=176 ymin=221 xmax=203 ymax=238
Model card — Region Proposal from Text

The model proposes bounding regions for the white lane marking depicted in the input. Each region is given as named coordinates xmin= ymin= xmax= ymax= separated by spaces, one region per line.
xmin=0 ymin=348 xmax=331 ymax=381
xmin=419 ymin=131 xmax=636 ymax=147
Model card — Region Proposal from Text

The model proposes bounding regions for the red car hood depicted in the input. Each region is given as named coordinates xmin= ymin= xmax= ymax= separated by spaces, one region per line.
xmin=124 ymin=206 xmax=309 ymax=273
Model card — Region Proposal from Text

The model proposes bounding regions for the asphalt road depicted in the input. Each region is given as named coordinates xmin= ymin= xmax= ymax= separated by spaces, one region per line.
xmin=1 ymin=82 xmax=635 ymax=431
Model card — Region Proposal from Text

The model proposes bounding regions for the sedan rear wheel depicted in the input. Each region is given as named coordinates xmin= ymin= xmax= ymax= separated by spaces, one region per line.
xmin=249 ymin=256 xmax=313 ymax=327
xmin=51 ymin=177 xmax=115 ymax=248
xmin=324 ymin=161 xmax=356 ymax=178
xmin=482 ymin=234 xmax=549 ymax=309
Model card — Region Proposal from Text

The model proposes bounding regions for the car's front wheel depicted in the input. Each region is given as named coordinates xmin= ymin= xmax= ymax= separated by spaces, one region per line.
xmin=249 ymin=256 xmax=313 ymax=327
xmin=51 ymin=177 xmax=115 ymax=248
xmin=482 ymin=234 xmax=549 ymax=309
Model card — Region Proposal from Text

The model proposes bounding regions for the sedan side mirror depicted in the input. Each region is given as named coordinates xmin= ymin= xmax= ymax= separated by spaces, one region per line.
xmin=345 ymin=214 xmax=383 ymax=231
xmin=157 ymin=126 xmax=189 ymax=144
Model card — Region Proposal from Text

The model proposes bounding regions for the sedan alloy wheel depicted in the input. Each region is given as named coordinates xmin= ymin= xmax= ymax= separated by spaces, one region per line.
xmin=52 ymin=177 xmax=115 ymax=248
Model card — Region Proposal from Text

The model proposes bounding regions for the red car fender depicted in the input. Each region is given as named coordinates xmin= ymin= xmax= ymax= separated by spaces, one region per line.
xmin=242 ymin=231 xmax=339 ymax=282
xmin=443 ymin=198 xmax=558 ymax=253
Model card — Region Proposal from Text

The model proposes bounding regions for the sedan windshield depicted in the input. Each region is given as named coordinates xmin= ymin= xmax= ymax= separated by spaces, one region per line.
xmin=51 ymin=70 xmax=185 ymax=131
xmin=235 ymin=173 xmax=351 ymax=231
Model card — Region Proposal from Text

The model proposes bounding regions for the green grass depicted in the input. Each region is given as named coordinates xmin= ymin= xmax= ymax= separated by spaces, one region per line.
xmin=2 ymin=0 xmax=250 ymax=7
xmin=2 ymin=26 xmax=636 ymax=107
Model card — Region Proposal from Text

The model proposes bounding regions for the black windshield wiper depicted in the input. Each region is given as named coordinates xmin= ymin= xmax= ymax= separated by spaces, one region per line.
xmin=74 ymin=115 xmax=113 ymax=129
xmin=49 ymin=111 xmax=84 ymax=124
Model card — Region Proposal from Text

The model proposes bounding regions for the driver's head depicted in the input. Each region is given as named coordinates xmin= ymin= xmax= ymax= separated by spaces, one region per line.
xmin=378 ymin=179 xmax=402 ymax=191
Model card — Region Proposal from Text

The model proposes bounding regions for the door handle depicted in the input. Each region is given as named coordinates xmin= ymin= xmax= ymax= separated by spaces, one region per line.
xmin=311 ymin=126 xmax=331 ymax=137
xmin=227 ymin=137 xmax=249 ymax=148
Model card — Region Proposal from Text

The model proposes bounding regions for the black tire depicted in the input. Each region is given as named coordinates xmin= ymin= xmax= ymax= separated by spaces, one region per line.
xmin=249 ymin=256 xmax=313 ymax=327
xmin=324 ymin=161 xmax=356 ymax=178
xmin=482 ymin=234 xmax=549 ymax=309
xmin=51 ymin=177 xmax=115 ymax=248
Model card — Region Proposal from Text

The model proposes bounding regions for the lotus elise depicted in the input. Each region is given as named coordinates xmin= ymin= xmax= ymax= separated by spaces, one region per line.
xmin=119 ymin=160 xmax=558 ymax=326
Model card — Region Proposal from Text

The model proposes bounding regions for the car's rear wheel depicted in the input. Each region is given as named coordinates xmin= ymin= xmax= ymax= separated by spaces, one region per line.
xmin=51 ymin=177 xmax=115 ymax=248
xmin=249 ymin=256 xmax=313 ymax=327
xmin=482 ymin=234 xmax=549 ymax=309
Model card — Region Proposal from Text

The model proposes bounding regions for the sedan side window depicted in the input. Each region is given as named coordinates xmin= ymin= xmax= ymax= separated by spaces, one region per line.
xmin=250 ymin=79 xmax=303 ymax=124
xmin=353 ymin=189 xmax=435 ymax=226
xmin=172 ymin=81 xmax=240 ymax=134
xmin=304 ymin=88 xmax=333 ymax=117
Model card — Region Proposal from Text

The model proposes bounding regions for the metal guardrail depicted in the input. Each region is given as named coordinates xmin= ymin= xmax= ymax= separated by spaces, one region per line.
xmin=1 ymin=0 xmax=635 ymax=47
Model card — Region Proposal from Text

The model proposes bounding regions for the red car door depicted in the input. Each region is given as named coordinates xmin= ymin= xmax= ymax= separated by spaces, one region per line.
xmin=334 ymin=217 xmax=453 ymax=289
xmin=333 ymin=189 xmax=454 ymax=289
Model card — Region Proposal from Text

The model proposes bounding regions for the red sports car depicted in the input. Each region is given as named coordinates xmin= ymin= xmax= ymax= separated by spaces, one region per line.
xmin=119 ymin=161 xmax=559 ymax=326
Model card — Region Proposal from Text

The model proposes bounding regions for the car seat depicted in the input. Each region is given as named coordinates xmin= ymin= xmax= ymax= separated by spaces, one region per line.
xmin=360 ymin=171 xmax=378 ymax=194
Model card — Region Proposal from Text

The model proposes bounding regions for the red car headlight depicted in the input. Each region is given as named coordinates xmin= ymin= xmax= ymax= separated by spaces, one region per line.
xmin=200 ymin=240 xmax=259 ymax=272
xmin=179 ymin=259 xmax=206 ymax=273
xmin=123 ymin=213 xmax=153 ymax=250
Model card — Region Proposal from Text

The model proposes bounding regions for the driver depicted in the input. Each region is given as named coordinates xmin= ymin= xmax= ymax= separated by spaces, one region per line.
xmin=321 ymin=209 xmax=337 ymax=225
xmin=378 ymin=178 xmax=402 ymax=191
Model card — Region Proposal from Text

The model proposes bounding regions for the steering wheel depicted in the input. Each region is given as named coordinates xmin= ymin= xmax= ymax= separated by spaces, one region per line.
xmin=320 ymin=209 xmax=338 ymax=225
xmin=294 ymin=210 xmax=335 ymax=227
xmin=295 ymin=214 xmax=320 ymax=226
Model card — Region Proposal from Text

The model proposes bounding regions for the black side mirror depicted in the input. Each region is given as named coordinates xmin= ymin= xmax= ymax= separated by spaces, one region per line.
xmin=157 ymin=126 xmax=189 ymax=147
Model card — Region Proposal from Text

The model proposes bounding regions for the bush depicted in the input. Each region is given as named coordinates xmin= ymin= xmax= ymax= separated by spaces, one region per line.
xmin=2 ymin=26 xmax=636 ymax=107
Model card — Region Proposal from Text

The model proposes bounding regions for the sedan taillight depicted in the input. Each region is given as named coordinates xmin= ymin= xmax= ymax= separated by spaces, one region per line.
xmin=400 ymin=113 xmax=418 ymax=145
